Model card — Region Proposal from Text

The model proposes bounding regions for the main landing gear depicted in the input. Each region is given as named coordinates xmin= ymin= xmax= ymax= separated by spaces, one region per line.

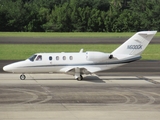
xmin=20 ymin=74 xmax=26 ymax=80
xmin=75 ymin=67 xmax=83 ymax=81
xmin=76 ymin=75 xmax=83 ymax=81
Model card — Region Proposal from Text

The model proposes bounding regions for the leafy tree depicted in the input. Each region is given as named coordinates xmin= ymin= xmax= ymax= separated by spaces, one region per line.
xmin=0 ymin=0 xmax=160 ymax=32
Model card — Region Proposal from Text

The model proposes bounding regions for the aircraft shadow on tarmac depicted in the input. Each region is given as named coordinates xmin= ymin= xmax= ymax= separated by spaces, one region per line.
xmin=82 ymin=76 xmax=106 ymax=83
xmin=102 ymin=77 xmax=140 ymax=81
xmin=27 ymin=75 xmax=106 ymax=83
xmin=27 ymin=75 xmax=150 ymax=83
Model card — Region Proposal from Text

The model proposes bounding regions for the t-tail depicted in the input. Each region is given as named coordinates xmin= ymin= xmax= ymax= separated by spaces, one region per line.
xmin=112 ymin=31 xmax=157 ymax=59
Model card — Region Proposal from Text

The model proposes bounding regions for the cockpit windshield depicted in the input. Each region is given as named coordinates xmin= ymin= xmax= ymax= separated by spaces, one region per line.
xmin=28 ymin=54 xmax=37 ymax=61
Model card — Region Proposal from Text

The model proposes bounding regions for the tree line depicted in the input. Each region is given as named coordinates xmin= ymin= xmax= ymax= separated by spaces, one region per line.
xmin=0 ymin=0 xmax=160 ymax=32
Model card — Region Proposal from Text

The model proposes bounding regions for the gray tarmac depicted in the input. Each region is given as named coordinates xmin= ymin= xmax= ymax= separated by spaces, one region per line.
xmin=0 ymin=74 xmax=160 ymax=120
xmin=0 ymin=37 xmax=160 ymax=44
xmin=0 ymin=36 xmax=160 ymax=119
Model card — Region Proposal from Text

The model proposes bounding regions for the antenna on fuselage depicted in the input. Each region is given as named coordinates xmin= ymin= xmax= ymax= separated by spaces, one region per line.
xmin=79 ymin=49 xmax=83 ymax=53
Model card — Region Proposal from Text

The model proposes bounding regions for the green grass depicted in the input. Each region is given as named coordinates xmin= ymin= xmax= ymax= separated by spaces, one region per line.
xmin=0 ymin=44 xmax=159 ymax=60
xmin=0 ymin=32 xmax=160 ymax=38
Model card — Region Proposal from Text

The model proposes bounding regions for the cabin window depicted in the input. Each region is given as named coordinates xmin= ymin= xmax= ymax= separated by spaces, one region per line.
xmin=29 ymin=55 xmax=37 ymax=61
xmin=49 ymin=56 xmax=52 ymax=61
xmin=56 ymin=56 xmax=59 ymax=60
xmin=63 ymin=56 xmax=66 ymax=60
xmin=36 ymin=55 xmax=42 ymax=61
xmin=69 ymin=56 xmax=73 ymax=60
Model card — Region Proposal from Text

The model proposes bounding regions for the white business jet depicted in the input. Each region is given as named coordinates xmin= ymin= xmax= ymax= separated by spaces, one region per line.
xmin=3 ymin=31 xmax=157 ymax=81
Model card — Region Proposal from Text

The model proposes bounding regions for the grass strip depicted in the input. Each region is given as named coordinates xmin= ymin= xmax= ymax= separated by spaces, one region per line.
xmin=0 ymin=32 xmax=160 ymax=38
xmin=0 ymin=44 xmax=159 ymax=60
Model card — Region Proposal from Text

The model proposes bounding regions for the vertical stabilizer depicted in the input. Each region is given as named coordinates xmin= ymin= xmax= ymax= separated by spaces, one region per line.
xmin=112 ymin=31 xmax=157 ymax=56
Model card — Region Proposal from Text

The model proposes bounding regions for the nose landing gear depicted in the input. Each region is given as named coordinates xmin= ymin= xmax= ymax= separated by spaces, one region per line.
xmin=20 ymin=74 xmax=26 ymax=80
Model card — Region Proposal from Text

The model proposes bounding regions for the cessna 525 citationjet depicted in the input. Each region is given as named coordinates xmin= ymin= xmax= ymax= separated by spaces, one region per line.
xmin=3 ymin=31 xmax=157 ymax=81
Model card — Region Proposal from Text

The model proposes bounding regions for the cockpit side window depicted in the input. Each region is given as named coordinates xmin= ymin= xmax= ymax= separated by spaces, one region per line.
xmin=36 ymin=55 xmax=42 ymax=61
xmin=29 ymin=55 xmax=37 ymax=62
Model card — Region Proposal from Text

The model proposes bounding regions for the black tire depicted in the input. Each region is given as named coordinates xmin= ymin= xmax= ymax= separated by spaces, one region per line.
xmin=20 ymin=74 xmax=26 ymax=80
xmin=80 ymin=75 xmax=83 ymax=80
xmin=77 ymin=75 xmax=83 ymax=81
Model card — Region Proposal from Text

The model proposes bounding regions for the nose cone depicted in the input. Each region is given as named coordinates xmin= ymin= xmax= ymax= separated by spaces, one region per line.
xmin=3 ymin=61 xmax=28 ymax=73
xmin=3 ymin=62 xmax=19 ymax=72
xmin=3 ymin=65 xmax=12 ymax=72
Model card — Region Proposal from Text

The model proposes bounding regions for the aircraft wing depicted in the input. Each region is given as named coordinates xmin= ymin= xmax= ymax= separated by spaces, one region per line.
xmin=60 ymin=66 xmax=101 ymax=75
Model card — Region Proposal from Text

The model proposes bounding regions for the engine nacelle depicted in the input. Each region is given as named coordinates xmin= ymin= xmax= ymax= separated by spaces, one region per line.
xmin=86 ymin=51 xmax=113 ymax=62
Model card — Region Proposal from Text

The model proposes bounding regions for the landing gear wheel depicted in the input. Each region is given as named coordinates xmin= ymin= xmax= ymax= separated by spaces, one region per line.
xmin=20 ymin=74 xmax=26 ymax=80
xmin=77 ymin=75 xmax=83 ymax=81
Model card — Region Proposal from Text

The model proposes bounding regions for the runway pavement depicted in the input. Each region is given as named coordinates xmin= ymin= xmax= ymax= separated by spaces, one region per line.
xmin=0 ymin=37 xmax=160 ymax=44
xmin=0 ymin=36 xmax=160 ymax=119
xmin=0 ymin=73 xmax=160 ymax=120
